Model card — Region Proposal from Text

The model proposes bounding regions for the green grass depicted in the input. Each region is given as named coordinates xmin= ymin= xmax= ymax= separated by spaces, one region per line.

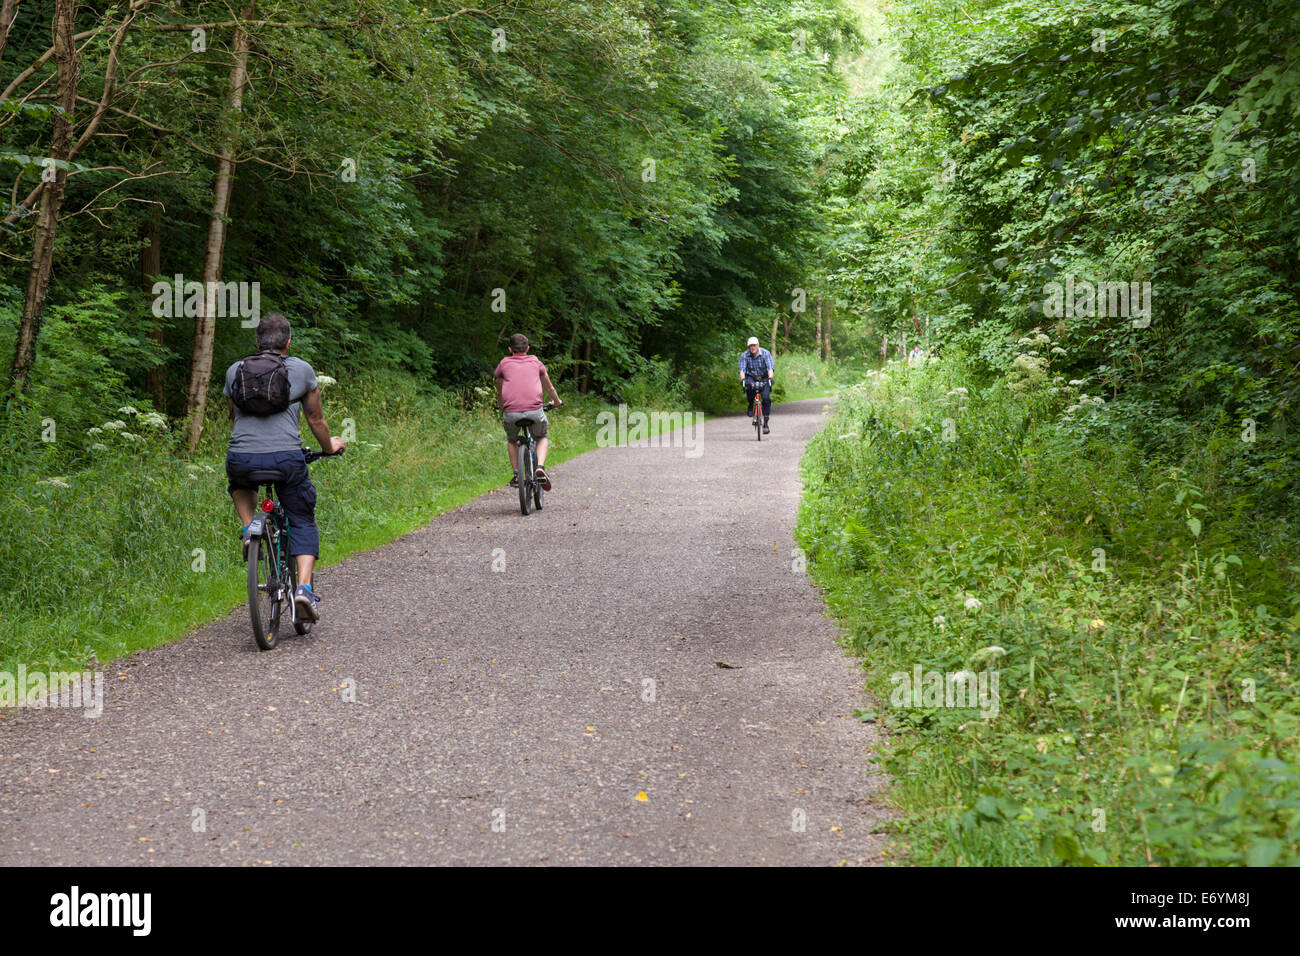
xmin=775 ymin=352 xmax=859 ymax=402
xmin=797 ymin=355 xmax=1300 ymax=866
xmin=0 ymin=373 xmax=633 ymax=674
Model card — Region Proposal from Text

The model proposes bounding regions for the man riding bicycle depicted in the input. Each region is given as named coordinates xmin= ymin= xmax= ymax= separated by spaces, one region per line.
xmin=495 ymin=333 xmax=562 ymax=489
xmin=738 ymin=336 xmax=774 ymax=434
xmin=224 ymin=313 xmax=345 ymax=623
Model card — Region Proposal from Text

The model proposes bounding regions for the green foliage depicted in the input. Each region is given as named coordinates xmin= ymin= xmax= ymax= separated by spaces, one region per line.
xmin=798 ymin=357 xmax=1300 ymax=865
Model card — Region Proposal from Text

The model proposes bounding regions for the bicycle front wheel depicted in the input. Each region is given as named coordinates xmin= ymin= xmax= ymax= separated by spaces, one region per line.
xmin=518 ymin=442 xmax=533 ymax=515
xmin=248 ymin=535 xmax=284 ymax=650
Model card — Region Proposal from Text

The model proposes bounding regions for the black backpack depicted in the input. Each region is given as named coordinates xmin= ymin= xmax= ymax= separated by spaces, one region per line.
xmin=231 ymin=350 xmax=291 ymax=415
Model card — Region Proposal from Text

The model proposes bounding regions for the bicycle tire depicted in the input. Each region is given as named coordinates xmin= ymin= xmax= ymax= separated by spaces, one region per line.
xmin=518 ymin=441 xmax=533 ymax=515
xmin=755 ymin=402 xmax=762 ymax=441
xmin=534 ymin=470 xmax=544 ymax=511
xmin=248 ymin=535 xmax=283 ymax=650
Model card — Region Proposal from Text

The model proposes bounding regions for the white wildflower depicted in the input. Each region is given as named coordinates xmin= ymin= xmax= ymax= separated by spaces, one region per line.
xmin=316 ymin=375 xmax=337 ymax=387
xmin=42 ymin=477 xmax=70 ymax=488
xmin=1068 ymin=379 xmax=1084 ymax=387
xmin=1051 ymin=347 xmax=1066 ymax=355
xmin=971 ymin=645 xmax=1006 ymax=667
xmin=87 ymin=426 xmax=103 ymax=436
xmin=139 ymin=411 xmax=167 ymax=429
xmin=117 ymin=405 xmax=139 ymax=416
xmin=964 ymin=597 xmax=983 ymax=611
xmin=90 ymin=442 xmax=108 ymax=452
xmin=102 ymin=420 xmax=126 ymax=432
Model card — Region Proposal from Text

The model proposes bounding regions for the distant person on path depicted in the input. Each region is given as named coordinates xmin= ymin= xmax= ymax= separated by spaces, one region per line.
xmin=224 ymin=313 xmax=345 ymax=623
xmin=738 ymin=335 xmax=774 ymax=433
xmin=495 ymin=333 xmax=563 ymax=489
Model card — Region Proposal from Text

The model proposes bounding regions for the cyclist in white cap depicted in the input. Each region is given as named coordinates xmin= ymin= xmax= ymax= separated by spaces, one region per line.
xmin=738 ymin=336 xmax=774 ymax=433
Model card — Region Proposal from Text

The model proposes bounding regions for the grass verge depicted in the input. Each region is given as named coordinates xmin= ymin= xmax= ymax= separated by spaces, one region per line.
xmin=796 ymin=355 xmax=1300 ymax=866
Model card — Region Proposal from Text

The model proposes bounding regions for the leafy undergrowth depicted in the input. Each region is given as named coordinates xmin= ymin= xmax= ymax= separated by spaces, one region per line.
xmin=0 ymin=371 xmax=629 ymax=674
xmin=798 ymin=354 xmax=1300 ymax=866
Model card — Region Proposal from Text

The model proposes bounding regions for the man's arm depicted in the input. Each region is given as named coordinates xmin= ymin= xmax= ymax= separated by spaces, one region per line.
xmin=738 ymin=353 xmax=746 ymax=381
xmin=301 ymin=388 xmax=344 ymax=454
xmin=766 ymin=351 xmax=774 ymax=379
xmin=539 ymin=368 xmax=562 ymax=405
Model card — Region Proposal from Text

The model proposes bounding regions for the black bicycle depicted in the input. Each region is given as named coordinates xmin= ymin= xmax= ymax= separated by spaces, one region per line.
xmin=243 ymin=448 xmax=341 ymax=650
xmin=515 ymin=402 xmax=556 ymax=515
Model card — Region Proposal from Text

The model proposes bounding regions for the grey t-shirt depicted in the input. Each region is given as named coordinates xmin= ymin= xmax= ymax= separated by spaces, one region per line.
xmin=223 ymin=354 xmax=317 ymax=453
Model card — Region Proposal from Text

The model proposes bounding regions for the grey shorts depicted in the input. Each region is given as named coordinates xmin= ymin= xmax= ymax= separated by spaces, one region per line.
xmin=503 ymin=409 xmax=548 ymax=440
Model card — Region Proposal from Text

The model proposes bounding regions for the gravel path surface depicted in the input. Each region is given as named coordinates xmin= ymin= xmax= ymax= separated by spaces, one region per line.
xmin=1 ymin=398 xmax=889 ymax=865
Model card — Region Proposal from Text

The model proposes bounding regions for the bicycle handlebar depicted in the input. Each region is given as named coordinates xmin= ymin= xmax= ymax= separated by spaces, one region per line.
xmin=304 ymin=448 xmax=344 ymax=463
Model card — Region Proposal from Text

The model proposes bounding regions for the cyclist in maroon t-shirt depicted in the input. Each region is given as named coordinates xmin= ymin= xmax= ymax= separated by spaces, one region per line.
xmin=494 ymin=333 xmax=563 ymax=489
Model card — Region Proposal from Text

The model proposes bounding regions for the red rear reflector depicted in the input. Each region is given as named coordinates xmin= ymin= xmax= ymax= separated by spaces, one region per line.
xmin=261 ymin=499 xmax=274 ymax=513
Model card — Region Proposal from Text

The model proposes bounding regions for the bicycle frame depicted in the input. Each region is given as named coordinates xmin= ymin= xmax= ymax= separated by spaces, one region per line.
xmin=512 ymin=403 xmax=554 ymax=515
xmin=244 ymin=448 xmax=339 ymax=648
xmin=747 ymin=377 xmax=768 ymax=440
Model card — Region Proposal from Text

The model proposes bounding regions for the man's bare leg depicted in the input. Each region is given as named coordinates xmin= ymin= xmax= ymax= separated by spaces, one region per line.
xmin=536 ymin=437 xmax=549 ymax=468
xmin=232 ymin=489 xmax=256 ymax=526
xmin=296 ymin=554 xmax=315 ymax=588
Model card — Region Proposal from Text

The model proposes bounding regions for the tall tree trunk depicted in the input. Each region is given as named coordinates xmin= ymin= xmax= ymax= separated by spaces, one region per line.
xmin=184 ymin=3 xmax=255 ymax=450
xmin=770 ymin=306 xmax=779 ymax=356
xmin=814 ymin=299 xmax=822 ymax=358
xmin=0 ymin=0 xmax=20 ymax=63
xmin=823 ymin=305 xmax=831 ymax=362
xmin=580 ymin=339 xmax=591 ymax=394
xmin=8 ymin=0 xmax=77 ymax=396
xmin=141 ymin=213 xmax=165 ymax=411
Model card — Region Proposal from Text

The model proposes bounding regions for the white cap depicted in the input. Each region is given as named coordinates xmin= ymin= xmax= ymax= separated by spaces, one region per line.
xmin=747 ymin=336 xmax=760 ymax=346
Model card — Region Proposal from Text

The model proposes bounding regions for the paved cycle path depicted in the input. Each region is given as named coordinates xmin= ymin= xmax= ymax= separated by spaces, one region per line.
xmin=1 ymin=398 xmax=889 ymax=865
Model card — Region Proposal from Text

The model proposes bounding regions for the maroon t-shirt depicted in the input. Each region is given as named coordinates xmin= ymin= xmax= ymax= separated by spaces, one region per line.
xmin=494 ymin=353 xmax=546 ymax=413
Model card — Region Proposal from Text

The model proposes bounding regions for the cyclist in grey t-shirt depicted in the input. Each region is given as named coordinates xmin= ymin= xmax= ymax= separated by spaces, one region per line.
xmin=223 ymin=313 xmax=344 ymax=622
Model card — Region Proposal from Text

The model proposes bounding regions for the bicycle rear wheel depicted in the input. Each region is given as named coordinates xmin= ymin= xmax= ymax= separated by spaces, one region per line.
xmin=534 ymin=470 xmax=544 ymax=511
xmin=248 ymin=535 xmax=285 ymax=650
xmin=518 ymin=441 xmax=533 ymax=515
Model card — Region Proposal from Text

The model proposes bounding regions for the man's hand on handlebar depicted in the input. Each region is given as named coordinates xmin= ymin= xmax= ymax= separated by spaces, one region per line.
xmin=325 ymin=435 xmax=346 ymax=455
